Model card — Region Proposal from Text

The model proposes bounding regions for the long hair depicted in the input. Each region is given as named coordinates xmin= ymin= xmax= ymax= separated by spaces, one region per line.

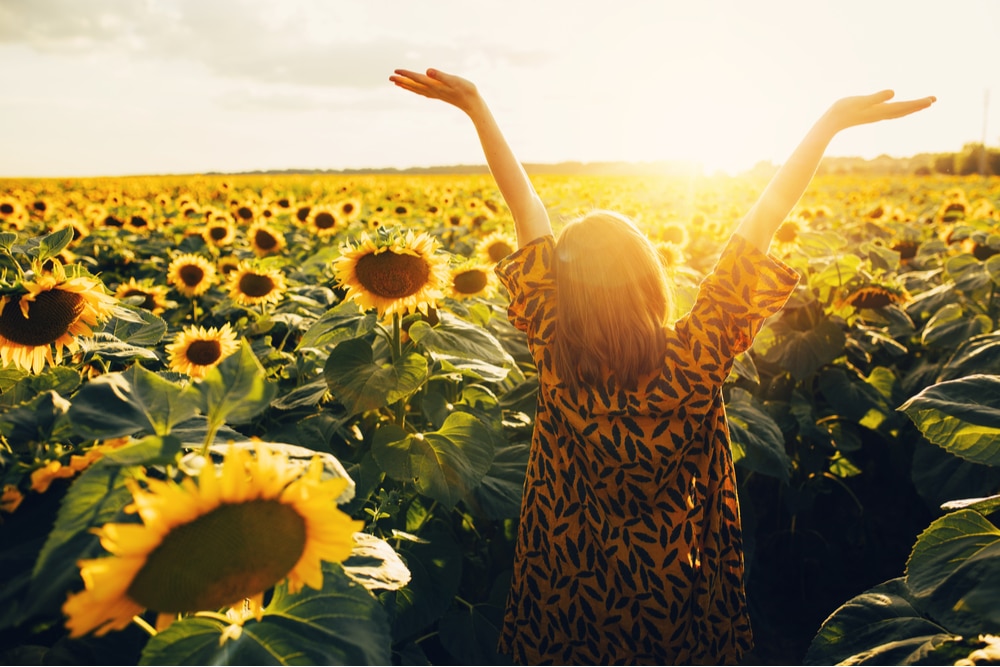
xmin=552 ymin=210 xmax=672 ymax=391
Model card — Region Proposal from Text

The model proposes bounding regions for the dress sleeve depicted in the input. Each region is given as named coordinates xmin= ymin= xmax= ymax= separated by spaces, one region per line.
xmin=674 ymin=233 xmax=799 ymax=383
xmin=494 ymin=234 xmax=556 ymax=338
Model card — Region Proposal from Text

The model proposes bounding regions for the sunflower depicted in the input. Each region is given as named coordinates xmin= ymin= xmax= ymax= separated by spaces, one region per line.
xmin=247 ymin=221 xmax=286 ymax=257
xmin=166 ymin=254 xmax=216 ymax=298
xmin=227 ymin=263 xmax=287 ymax=308
xmin=658 ymin=222 xmax=690 ymax=248
xmin=114 ymin=277 xmax=170 ymax=315
xmin=774 ymin=218 xmax=802 ymax=244
xmin=0 ymin=196 xmax=26 ymax=225
xmin=62 ymin=444 xmax=363 ymax=638
xmin=0 ymin=264 xmax=117 ymax=374
xmin=447 ymin=261 xmax=496 ymax=300
xmin=217 ymin=255 xmax=242 ymax=278
xmin=202 ymin=215 xmax=237 ymax=247
xmin=842 ymin=284 xmax=909 ymax=310
xmin=50 ymin=216 xmax=90 ymax=245
xmin=476 ymin=231 xmax=517 ymax=264
xmin=306 ymin=205 xmax=343 ymax=238
xmin=653 ymin=241 xmax=685 ymax=269
xmin=334 ymin=230 xmax=450 ymax=317
xmin=165 ymin=323 xmax=240 ymax=378
xmin=231 ymin=201 xmax=258 ymax=224
xmin=336 ymin=197 xmax=363 ymax=222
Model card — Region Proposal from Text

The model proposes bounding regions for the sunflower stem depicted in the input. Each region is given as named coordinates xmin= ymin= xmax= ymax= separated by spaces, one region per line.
xmin=392 ymin=313 xmax=406 ymax=428
xmin=131 ymin=614 xmax=158 ymax=636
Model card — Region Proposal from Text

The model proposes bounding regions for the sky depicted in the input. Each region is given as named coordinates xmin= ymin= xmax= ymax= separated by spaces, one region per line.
xmin=0 ymin=0 xmax=998 ymax=178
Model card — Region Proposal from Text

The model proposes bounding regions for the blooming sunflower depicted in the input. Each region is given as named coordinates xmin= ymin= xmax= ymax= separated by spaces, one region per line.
xmin=165 ymin=322 xmax=240 ymax=378
xmin=227 ymin=263 xmax=287 ymax=308
xmin=336 ymin=197 xmax=363 ymax=222
xmin=447 ymin=261 xmax=496 ymax=300
xmin=114 ymin=277 xmax=169 ymax=315
xmin=306 ymin=205 xmax=343 ymax=238
xmin=0 ymin=264 xmax=117 ymax=374
xmin=476 ymin=231 xmax=517 ymax=265
xmin=166 ymin=254 xmax=216 ymax=298
xmin=247 ymin=221 xmax=286 ymax=257
xmin=202 ymin=216 xmax=237 ymax=248
xmin=334 ymin=230 xmax=450 ymax=318
xmin=62 ymin=444 xmax=363 ymax=638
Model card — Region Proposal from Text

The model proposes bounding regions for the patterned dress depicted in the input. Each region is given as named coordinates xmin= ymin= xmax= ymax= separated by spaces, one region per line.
xmin=494 ymin=233 xmax=799 ymax=665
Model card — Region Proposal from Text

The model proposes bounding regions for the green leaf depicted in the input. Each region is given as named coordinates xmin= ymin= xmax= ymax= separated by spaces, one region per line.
xmin=0 ymin=366 xmax=80 ymax=408
xmin=726 ymin=387 xmax=792 ymax=482
xmin=804 ymin=578 xmax=952 ymax=666
xmin=197 ymin=340 xmax=278 ymax=425
xmin=899 ymin=374 xmax=1000 ymax=466
xmin=946 ymin=253 xmax=993 ymax=292
xmin=438 ymin=603 xmax=507 ymax=666
xmin=101 ymin=303 xmax=167 ymax=346
xmin=372 ymin=412 xmax=495 ymax=508
xmin=0 ymin=390 xmax=72 ymax=448
xmin=758 ymin=317 xmax=846 ymax=381
xmin=921 ymin=303 xmax=992 ymax=348
xmin=323 ymin=338 xmax=427 ymax=417
xmin=34 ymin=226 xmax=75 ymax=263
xmin=905 ymin=509 xmax=1000 ymax=634
xmin=69 ymin=365 xmax=201 ymax=439
xmin=342 ymin=532 xmax=412 ymax=591
xmin=141 ymin=565 xmax=392 ymax=666
xmin=391 ymin=527 xmax=464 ymax=638
xmin=939 ymin=332 xmax=1000 ymax=382
xmin=941 ymin=493 xmax=1000 ymax=515
xmin=818 ymin=367 xmax=888 ymax=423
xmin=408 ymin=312 xmax=515 ymax=366
xmin=297 ymin=300 xmax=377 ymax=351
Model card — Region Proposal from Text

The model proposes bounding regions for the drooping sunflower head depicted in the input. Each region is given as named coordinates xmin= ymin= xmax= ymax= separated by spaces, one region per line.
xmin=62 ymin=444 xmax=363 ymax=638
xmin=247 ymin=221 xmax=287 ymax=257
xmin=166 ymin=254 xmax=217 ymax=298
xmin=227 ymin=262 xmax=288 ymax=308
xmin=114 ymin=277 xmax=170 ymax=315
xmin=447 ymin=261 xmax=496 ymax=300
xmin=333 ymin=230 xmax=450 ymax=318
xmin=475 ymin=231 xmax=517 ymax=265
xmin=0 ymin=264 xmax=117 ymax=374
xmin=165 ymin=322 xmax=240 ymax=378
xmin=842 ymin=283 xmax=910 ymax=310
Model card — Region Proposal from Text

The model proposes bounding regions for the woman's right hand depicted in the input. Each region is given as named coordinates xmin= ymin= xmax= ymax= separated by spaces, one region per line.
xmin=390 ymin=68 xmax=483 ymax=115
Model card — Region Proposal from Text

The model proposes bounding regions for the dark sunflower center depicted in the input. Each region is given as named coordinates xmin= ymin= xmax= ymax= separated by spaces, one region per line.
xmin=342 ymin=203 xmax=355 ymax=215
xmin=33 ymin=201 xmax=46 ymax=212
xmin=178 ymin=264 xmax=206 ymax=287
xmin=254 ymin=229 xmax=278 ymax=250
xmin=487 ymin=242 xmax=513 ymax=263
xmin=277 ymin=198 xmax=290 ymax=208
xmin=355 ymin=250 xmax=430 ymax=299
xmin=127 ymin=499 xmax=307 ymax=612
xmin=122 ymin=288 xmax=155 ymax=310
xmin=209 ymin=226 xmax=229 ymax=241
xmin=236 ymin=207 xmax=253 ymax=220
xmin=296 ymin=207 xmax=311 ymax=222
xmin=130 ymin=216 xmax=148 ymax=228
xmin=0 ymin=203 xmax=14 ymax=215
xmin=238 ymin=273 xmax=276 ymax=298
xmin=453 ymin=269 xmax=488 ymax=294
xmin=0 ymin=289 xmax=85 ymax=346
xmin=185 ymin=339 xmax=223 ymax=366
xmin=314 ymin=212 xmax=336 ymax=230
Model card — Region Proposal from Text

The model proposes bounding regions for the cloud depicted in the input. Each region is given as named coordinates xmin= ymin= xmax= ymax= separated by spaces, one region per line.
xmin=0 ymin=0 xmax=551 ymax=89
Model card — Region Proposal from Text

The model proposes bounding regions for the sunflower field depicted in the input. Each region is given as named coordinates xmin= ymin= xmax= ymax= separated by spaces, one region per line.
xmin=1 ymin=170 xmax=999 ymax=665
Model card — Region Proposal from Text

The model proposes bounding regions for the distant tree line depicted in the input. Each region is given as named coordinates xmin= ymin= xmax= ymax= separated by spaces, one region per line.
xmin=817 ymin=142 xmax=1000 ymax=177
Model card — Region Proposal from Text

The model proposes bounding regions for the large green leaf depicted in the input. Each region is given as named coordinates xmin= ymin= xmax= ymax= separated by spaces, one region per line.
xmin=726 ymin=387 xmax=792 ymax=482
xmin=197 ymin=340 xmax=278 ymax=425
xmin=438 ymin=603 xmax=508 ymax=665
xmin=140 ymin=564 xmax=391 ymax=666
xmin=297 ymin=300 xmax=377 ymax=351
xmin=818 ymin=367 xmax=889 ymax=424
xmin=905 ymin=509 xmax=1000 ymax=634
xmin=920 ymin=303 xmax=992 ymax=348
xmin=100 ymin=303 xmax=167 ymax=346
xmin=69 ymin=365 xmax=200 ymax=439
xmin=323 ymin=338 xmax=427 ymax=417
xmin=0 ymin=366 xmax=80 ymax=409
xmin=899 ymin=374 xmax=1000 ymax=466
xmin=911 ymin=437 xmax=1000 ymax=510
xmin=371 ymin=412 xmax=494 ymax=508
xmin=946 ymin=253 xmax=993 ymax=292
xmin=342 ymin=532 xmax=412 ymax=591
xmin=390 ymin=527 xmax=464 ymax=639
xmin=0 ymin=390 xmax=72 ymax=448
xmin=408 ymin=312 xmax=515 ymax=366
xmin=804 ymin=578 xmax=952 ymax=666
xmin=939 ymin=332 xmax=1000 ymax=382
xmin=756 ymin=317 xmax=846 ymax=381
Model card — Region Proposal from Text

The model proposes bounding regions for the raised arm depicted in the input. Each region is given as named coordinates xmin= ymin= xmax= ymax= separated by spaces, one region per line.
xmin=390 ymin=68 xmax=552 ymax=247
xmin=735 ymin=90 xmax=936 ymax=253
